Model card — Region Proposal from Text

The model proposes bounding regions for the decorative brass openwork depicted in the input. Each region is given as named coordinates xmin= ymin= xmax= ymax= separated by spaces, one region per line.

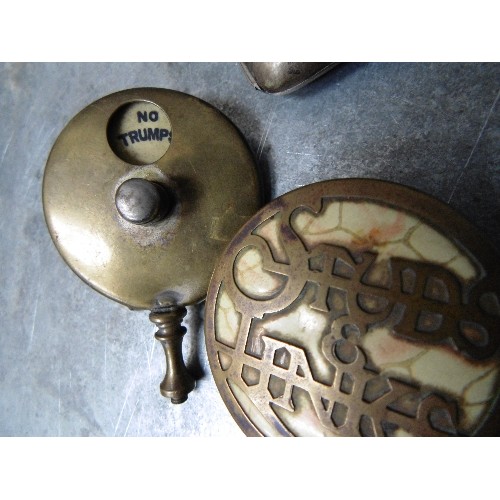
xmin=205 ymin=179 xmax=500 ymax=436
xmin=43 ymin=88 xmax=260 ymax=404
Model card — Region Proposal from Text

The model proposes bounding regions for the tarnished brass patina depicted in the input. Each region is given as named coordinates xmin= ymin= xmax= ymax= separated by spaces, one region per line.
xmin=205 ymin=179 xmax=500 ymax=435
xmin=43 ymin=88 xmax=261 ymax=404
xmin=241 ymin=63 xmax=338 ymax=94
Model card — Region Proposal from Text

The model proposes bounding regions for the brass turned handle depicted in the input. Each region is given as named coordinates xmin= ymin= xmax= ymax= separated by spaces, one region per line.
xmin=149 ymin=306 xmax=195 ymax=404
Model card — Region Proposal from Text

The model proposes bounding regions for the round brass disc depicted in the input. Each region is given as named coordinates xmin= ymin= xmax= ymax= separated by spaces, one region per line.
xmin=43 ymin=88 xmax=261 ymax=310
xmin=205 ymin=179 xmax=500 ymax=436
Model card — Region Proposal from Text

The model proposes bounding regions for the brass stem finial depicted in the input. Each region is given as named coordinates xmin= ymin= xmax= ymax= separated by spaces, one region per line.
xmin=149 ymin=306 xmax=195 ymax=404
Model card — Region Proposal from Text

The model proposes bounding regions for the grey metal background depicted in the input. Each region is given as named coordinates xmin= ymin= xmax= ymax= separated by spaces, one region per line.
xmin=0 ymin=62 xmax=498 ymax=436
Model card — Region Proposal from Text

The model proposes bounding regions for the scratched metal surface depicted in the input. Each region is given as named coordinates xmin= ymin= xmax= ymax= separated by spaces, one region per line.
xmin=0 ymin=62 xmax=499 ymax=436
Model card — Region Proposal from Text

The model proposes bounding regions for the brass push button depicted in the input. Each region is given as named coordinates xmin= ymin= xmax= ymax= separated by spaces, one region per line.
xmin=43 ymin=88 xmax=261 ymax=404
xmin=115 ymin=178 xmax=172 ymax=224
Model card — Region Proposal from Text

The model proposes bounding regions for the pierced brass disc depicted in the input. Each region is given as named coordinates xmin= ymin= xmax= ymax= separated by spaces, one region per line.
xmin=43 ymin=88 xmax=261 ymax=310
xmin=205 ymin=179 xmax=500 ymax=436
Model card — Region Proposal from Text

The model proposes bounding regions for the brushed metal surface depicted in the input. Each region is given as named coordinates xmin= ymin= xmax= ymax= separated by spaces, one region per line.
xmin=0 ymin=62 xmax=499 ymax=436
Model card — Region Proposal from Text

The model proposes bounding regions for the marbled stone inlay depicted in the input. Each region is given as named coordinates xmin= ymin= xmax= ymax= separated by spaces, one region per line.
xmin=210 ymin=195 xmax=499 ymax=436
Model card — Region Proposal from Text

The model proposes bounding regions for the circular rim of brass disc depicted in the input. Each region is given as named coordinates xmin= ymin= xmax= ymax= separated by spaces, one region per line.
xmin=43 ymin=88 xmax=261 ymax=310
xmin=205 ymin=178 xmax=500 ymax=437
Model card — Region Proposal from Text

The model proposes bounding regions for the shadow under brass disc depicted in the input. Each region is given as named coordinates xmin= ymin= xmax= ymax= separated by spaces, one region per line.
xmin=205 ymin=179 xmax=500 ymax=436
xmin=43 ymin=88 xmax=261 ymax=310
